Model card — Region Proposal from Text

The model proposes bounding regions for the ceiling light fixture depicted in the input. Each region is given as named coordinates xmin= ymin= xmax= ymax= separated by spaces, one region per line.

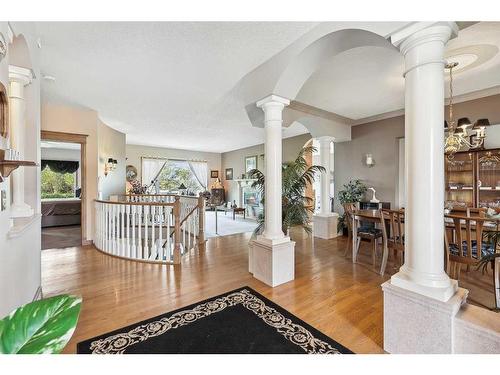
xmin=444 ymin=62 xmax=488 ymax=160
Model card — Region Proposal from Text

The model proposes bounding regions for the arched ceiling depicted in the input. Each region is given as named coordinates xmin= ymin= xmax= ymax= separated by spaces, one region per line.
xmin=32 ymin=21 xmax=500 ymax=152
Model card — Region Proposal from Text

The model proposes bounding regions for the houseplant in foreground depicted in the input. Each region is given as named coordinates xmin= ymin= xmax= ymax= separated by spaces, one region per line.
xmin=0 ymin=294 xmax=82 ymax=354
xmin=337 ymin=179 xmax=367 ymax=235
xmin=249 ymin=145 xmax=325 ymax=238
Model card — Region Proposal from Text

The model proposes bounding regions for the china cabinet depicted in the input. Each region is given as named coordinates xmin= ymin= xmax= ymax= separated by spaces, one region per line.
xmin=445 ymin=148 xmax=500 ymax=211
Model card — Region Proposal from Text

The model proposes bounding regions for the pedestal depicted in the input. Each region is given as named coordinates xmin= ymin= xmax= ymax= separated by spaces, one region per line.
xmin=382 ymin=281 xmax=468 ymax=353
xmin=313 ymin=212 xmax=339 ymax=239
xmin=250 ymin=236 xmax=295 ymax=287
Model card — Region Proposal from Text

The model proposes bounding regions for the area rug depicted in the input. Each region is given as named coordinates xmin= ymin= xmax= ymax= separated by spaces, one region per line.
xmin=77 ymin=287 xmax=353 ymax=354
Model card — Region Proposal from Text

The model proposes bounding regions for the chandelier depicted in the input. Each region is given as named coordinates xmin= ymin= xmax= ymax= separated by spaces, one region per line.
xmin=444 ymin=61 xmax=489 ymax=160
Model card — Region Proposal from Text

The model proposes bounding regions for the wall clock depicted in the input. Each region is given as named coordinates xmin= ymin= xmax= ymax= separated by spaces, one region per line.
xmin=126 ymin=165 xmax=138 ymax=182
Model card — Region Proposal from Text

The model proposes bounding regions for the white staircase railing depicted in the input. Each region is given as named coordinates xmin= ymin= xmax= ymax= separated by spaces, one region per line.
xmin=95 ymin=195 xmax=205 ymax=264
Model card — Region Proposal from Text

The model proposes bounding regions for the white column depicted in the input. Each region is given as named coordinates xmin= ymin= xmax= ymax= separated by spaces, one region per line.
xmin=382 ymin=22 xmax=468 ymax=354
xmin=390 ymin=22 xmax=457 ymax=302
xmin=319 ymin=136 xmax=333 ymax=216
xmin=9 ymin=65 xmax=34 ymax=218
xmin=259 ymin=96 xmax=288 ymax=241
xmin=249 ymin=94 xmax=295 ymax=287
xmin=313 ymin=136 xmax=338 ymax=239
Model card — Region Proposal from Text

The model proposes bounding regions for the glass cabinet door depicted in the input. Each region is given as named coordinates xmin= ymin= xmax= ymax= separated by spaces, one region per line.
xmin=477 ymin=149 xmax=500 ymax=212
xmin=445 ymin=152 xmax=474 ymax=209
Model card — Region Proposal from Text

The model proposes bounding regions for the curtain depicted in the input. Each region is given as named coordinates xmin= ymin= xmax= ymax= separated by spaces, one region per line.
xmin=41 ymin=160 xmax=79 ymax=174
xmin=142 ymin=158 xmax=167 ymax=186
xmin=188 ymin=160 xmax=208 ymax=190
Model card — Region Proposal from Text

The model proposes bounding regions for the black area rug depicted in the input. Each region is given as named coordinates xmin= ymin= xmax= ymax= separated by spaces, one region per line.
xmin=77 ymin=287 xmax=353 ymax=354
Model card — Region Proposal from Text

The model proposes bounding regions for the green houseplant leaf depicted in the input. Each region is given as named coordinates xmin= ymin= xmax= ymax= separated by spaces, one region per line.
xmin=0 ymin=294 xmax=82 ymax=354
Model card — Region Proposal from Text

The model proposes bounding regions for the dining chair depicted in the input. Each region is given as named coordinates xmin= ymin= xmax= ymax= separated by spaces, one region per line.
xmin=343 ymin=203 xmax=357 ymax=258
xmin=444 ymin=214 xmax=495 ymax=280
xmin=354 ymin=210 xmax=384 ymax=271
xmin=449 ymin=207 xmax=486 ymax=217
xmin=381 ymin=208 xmax=405 ymax=269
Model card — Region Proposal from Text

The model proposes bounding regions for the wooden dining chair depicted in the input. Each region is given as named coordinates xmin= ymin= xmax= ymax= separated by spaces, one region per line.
xmin=449 ymin=207 xmax=486 ymax=217
xmin=343 ymin=203 xmax=357 ymax=258
xmin=381 ymin=208 xmax=405 ymax=269
xmin=444 ymin=214 xmax=495 ymax=280
xmin=354 ymin=210 xmax=384 ymax=270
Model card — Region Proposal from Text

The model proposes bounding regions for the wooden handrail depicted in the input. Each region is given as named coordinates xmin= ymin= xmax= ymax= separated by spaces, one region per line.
xmin=95 ymin=199 xmax=174 ymax=207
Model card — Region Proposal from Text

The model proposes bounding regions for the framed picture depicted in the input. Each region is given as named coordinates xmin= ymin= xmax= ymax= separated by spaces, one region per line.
xmin=210 ymin=170 xmax=219 ymax=179
xmin=245 ymin=155 xmax=257 ymax=173
xmin=225 ymin=168 xmax=233 ymax=180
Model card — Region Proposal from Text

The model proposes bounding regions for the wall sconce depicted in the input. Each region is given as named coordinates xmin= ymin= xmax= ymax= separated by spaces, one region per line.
xmin=365 ymin=154 xmax=375 ymax=168
xmin=104 ymin=158 xmax=117 ymax=176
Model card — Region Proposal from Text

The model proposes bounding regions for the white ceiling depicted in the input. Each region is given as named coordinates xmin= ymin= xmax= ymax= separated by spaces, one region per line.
xmin=36 ymin=22 xmax=317 ymax=153
xmin=35 ymin=22 xmax=500 ymax=152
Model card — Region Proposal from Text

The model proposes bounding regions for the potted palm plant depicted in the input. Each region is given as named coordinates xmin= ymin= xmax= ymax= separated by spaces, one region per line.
xmin=337 ymin=179 xmax=367 ymax=235
xmin=248 ymin=145 xmax=325 ymax=239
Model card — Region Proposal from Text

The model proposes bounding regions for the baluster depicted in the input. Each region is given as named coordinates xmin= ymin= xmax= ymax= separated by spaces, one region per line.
xmin=138 ymin=205 xmax=143 ymax=259
xmin=125 ymin=204 xmax=131 ymax=258
xmin=144 ymin=205 xmax=149 ymax=259
xmin=119 ymin=204 xmax=124 ymax=256
xmin=110 ymin=204 xmax=116 ymax=255
xmin=131 ymin=205 xmax=136 ymax=259
xmin=159 ymin=205 xmax=164 ymax=261
xmin=106 ymin=203 xmax=110 ymax=251
xmin=198 ymin=195 xmax=205 ymax=250
xmin=183 ymin=221 xmax=186 ymax=253
xmin=150 ymin=205 xmax=156 ymax=260
xmin=166 ymin=206 xmax=171 ymax=261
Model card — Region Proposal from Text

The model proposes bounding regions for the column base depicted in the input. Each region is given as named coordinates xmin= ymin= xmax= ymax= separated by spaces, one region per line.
xmin=391 ymin=269 xmax=458 ymax=302
xmin=313 ymin=212 xmax=339 ymax=239
xmin=10 ymin=202 xmax=34 ymax=218
xmin=382 ymin=280 xmax=468 ymax=353
xmin=249 ymin=236 xmax=295 ymax=287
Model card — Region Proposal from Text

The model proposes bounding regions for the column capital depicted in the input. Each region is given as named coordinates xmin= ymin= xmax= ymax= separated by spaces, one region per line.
xmin=390 ymin=22 xmax=458 ymax=56
xmin=256 ymin=94 xmax=290 ymax=109
xmin=8 ymin=65 xmax=34 ymax=86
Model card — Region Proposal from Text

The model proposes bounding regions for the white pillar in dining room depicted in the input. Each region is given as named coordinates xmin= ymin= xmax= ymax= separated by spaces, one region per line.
xmin=382 ymin=22 xmax=468 ymax=354
xmin=8 ymin=65 xmax=34 ymax=218
xmin=312 ymin=136 xmax=338 ymax=239
xmin=249 ymin=94 xmax=295 ymax=287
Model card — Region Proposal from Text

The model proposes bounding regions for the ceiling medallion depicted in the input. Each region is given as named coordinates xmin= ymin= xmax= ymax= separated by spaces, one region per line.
xmin=0 ymin=33 xmax=6 ymax=61
xmin=444 ymin=61 xmax=489 ymax=160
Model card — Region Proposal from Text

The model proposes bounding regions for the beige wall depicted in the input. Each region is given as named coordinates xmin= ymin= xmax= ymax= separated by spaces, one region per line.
xmin=334 ymin=94 xmax=500 ymax=212
xmin=41 ymin=105 xmax=126 ymax=239
xmin=221 ymin=133 xmax=312 ymax=203
xmin=126 ymin=144 xmax=221 ymax=187
xmin=98 ymin=120 xmax=126 ymax=199
xmin=41 ymin=104 xmax=99 ymax=241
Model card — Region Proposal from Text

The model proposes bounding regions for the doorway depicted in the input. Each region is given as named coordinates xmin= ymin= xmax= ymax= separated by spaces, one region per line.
xmin=40 ymin=131 xmax=88 ymax=249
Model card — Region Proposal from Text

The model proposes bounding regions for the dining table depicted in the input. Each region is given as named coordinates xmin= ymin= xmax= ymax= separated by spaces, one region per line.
xmin=350 ymin=207 xmax=500 ymax=308
xmin=351 ymin=209 xmax=389 ymax=276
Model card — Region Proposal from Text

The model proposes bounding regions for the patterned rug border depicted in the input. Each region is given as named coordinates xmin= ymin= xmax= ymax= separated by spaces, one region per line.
xmin=77 ymin=286 xmax=353 ymax=354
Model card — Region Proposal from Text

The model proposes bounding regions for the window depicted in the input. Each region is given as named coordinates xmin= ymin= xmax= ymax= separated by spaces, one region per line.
xmin=41 ymin=166 xmax=77 ymax=199
xmin=142 ymin=158 xmax=208 ymax=195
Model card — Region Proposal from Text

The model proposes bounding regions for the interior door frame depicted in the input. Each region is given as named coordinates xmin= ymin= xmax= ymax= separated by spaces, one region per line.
xmin=41 ymin=130 xmax=89 ymax=246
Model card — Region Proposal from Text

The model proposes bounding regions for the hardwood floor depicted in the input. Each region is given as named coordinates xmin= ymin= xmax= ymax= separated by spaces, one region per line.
xmin=41 ymin=232 xmax=495 ymax=354
xmin=42 ymin=225 xmax=82 ymax=250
